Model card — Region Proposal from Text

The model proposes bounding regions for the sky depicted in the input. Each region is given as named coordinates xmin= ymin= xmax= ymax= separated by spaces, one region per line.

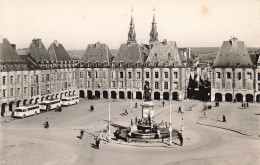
xmin=0 ymin=0 xmax=260 ymax=50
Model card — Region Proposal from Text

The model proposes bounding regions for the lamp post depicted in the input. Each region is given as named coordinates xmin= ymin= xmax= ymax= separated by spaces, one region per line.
xmin=130 ymin=82 xmax=133 ymax=124
xmin=169 ymin=98 xmax=172 ymax=146
xmin=108 ymin=87 xmax=111 ymax=142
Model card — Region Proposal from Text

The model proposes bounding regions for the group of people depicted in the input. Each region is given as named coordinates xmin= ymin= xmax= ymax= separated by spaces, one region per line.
xmin=241 ymin=102 xmax=249 ymax=109
xmin=215 ymin=101 xmax=220 ymax=107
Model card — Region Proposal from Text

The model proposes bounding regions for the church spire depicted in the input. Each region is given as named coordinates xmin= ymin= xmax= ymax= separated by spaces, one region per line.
xmin=149 ymin=8 xmax=158 ymax=44
xmin=127 ymin=8 xmax=136 ymax=44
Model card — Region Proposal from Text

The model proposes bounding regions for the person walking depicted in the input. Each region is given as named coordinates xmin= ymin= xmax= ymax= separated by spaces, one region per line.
xmin=162 ymin=101 xmax=165 ymax=107
xmin=95 ymin=136 xmax=100 ymax=149
xmin=79 ymin=129 xmax=84 ymax=139
xmin=135 ymin=102 xmax=138 ymax=108
xmin=247 ymin=102 xmax=249 ymax=108
xmin=44 ymin=118 xmax=49 ymax=128
xmin=204 ymin=111 xmax=207 ymax=118
xmin=223 ymin=115 xmax=226 ymax=122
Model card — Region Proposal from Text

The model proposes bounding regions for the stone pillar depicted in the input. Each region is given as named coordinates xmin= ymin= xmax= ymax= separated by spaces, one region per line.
xmin=133 ymin=91 xmax=136 ymax=99
xmin=160 ymin=94 xmax=163 ymax=100
xmin=222 ymin=94 xmax=225 ymax=102
xmin=151 ymin=92 xmax=154 ymax=100
xmin=116 ymin=92 xmax=119 ymax=99
xmin=243 ymin=95 xmax=246 ymax=102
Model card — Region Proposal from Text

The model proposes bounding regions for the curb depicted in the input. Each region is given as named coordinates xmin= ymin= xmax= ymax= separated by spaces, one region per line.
xmin=196 ymin=121 xmax=251 ymax=136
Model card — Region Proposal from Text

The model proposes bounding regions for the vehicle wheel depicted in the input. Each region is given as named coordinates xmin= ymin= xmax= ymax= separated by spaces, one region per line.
xmin=23 ymin=114 xmax=26 ymax=118
xmin=34 ymin=112 xmax=37 ymax=116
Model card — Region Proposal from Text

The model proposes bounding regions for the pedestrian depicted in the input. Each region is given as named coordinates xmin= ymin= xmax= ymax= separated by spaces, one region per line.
xmin=135 ymin=116 xmax=138 ymax=123
xmin=162 ymin=101 xmax=165 ymax=107
xmin=204 ymin=111 xmax=206 ymax=118
xmin=44 ymin=118 xmax=49 ymax=128
xmin=189 ymin=106 xmax=193 ymax=111
xmin=241 ymin=102 xmax=244 ymax=108
xmin=95 ymin=136 xmax=100 ymax=149
xmin=90 ymin=105 xmax=94 ymax=111
xmin=215 ymin=101 xmax=217 ymax=107
xmin=223 ymin=115 xmax=226 ymax=122
xmin=247 ymin=102 xmax=249 ymax=107
xmin=177 ymin=132 xmax=183 ymax=146
xmin=79 ymin=129 xmax=84 ymax=139
xmin=178 ymin=106 xmax=181 ymax=113
xmin=135 ymin=102 xmax=138 ymax=108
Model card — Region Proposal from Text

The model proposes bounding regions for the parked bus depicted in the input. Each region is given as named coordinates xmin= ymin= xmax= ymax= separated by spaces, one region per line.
xmin=61 ymin=95 xmax=79 ymax=106
xmin=40 ymin=99 xmax=61 ymax=111
xmin=13 ymin=104 xmax=40 ymax=118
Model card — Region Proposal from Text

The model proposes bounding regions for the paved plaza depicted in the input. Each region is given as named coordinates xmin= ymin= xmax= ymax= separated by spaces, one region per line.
xmin=1 ymin=99 xmax=260 ymax=165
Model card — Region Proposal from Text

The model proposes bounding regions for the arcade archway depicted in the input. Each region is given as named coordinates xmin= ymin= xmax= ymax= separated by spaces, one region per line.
xmin=163 ymin=92 xmax=169 ymax=100
xmin=172 ymin=92 xmax=179 ymax=100
xmin=235 ymin=93 xmax=243 ymax=102
xmin=215 ymin=93 xmax=222 ymax=102
xmin=225 ymin=93 xmax=232 ymax=102
xmin=103 ymin=91 xmax=108 ymax=99
xmin=95 ymin=91 xmax=100 ymax=99
xmin=119 ymin=91 xmax=124 ymax=99
xmin=111 ymin=91 xmax=116 ymax=99
xmin=136 ymin=91 xmax=142 ymax=100
xmin=79 ymin=90 xmax=85 ymax=98
xmin=87 ymin=90 xmax=93 ymax=99
xmin=246 ymin=94 xmax=253 ymax=102
xmin=154 ymin=92 xmax=160 ymax=100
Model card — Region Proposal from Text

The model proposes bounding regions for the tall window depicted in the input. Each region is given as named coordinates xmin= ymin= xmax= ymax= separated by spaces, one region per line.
xmin=103 ymin=72 xmax=106 ymax=79
xmin=111 ymin=72 xmax=114 ymax=79
xmin=164 ymin=72 xmax=168 ymax=78
xmin=258 ymin=73 xmax=260 ymax=81
xmin=155 ymin=82 xmax=159 ymax=89
xmin=247 ymin=72 xmax=252 ymax=79
xmin=226 ymin=72 xmax=231 ymax=79
xmin=10 ymin=76 xmax=13 ymax=84
xmin=111 ymin=81 xmax=115 ymax=87
xmin=137 ymin=72 xmax=141 ymax=79
xmin=17 ymin=75 xmax=20 ymax=83
xmin=17 ymin=88 xmax=20 ymax=96
xmin=24 ymin=87 xmax=27 ymax=95
xmin=3 ymin=89 xmax=6 ymax=97
xmin=87 ymin=71 xmax=91 ymax=78
xmin=258 ymin=83 xmax=260 ymax=91
xmin=155 ymin=72 xmax=159 ymax=78
xmin=119 ymin=81 xmax=123 ymax=88
xmin=24 ymin=75 xmax=27 ymax=83
xmin=174 ymin=82 xmax=178 ymax=89
xmin=238 ymin=72 xmax=241 ymax=80
xmin=216 ymin=72 xmax=220 ymax=79
xmin=95 ymin=71 xmax=98 ymax=78
xmin=128 ymin=72 xmax=132 ymax=79
xmin=164 ymin=82 xmax=168 ymax=89
xmin=80 ymin=72 xmax=83 ymax=78
xmin=146 ymin=72 xmax=149 ymax=78
xmin=174 ymin=72 xmax=178 ymax=78
xmin=36 ymin=75 xmax=39 ymax=83
xmin=120 ymin=72 xmax=123 ymax=78
xmin=42 ymin=74 xmax=45 ymax=82
xmin=3 ymin=76 xmax=6 ymax=85
xmin=46 ymin=74 xmax=49 ymax=81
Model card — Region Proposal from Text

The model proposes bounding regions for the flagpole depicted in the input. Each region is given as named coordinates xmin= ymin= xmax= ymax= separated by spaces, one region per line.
xmin=108 ymin=87 xmax=111 ymax=142
xmin=169 ymin=98 xmax=172 ymax=146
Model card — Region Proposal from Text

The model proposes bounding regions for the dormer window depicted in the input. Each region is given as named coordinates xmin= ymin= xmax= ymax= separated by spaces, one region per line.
xmin=87 ymin=62 xmax=91 ymax=67
xmin=120 ymin=62 xmax=124 ymax=67
xmin=95 ymin=62 xmax=99 ymax=67
xmin=111 ymin=62 xmax=115 ymax=67
xmin=165 ymin=62 xmax=169 ymax=67
xmin=103 ymin=61 xmax=107 ymax=67
xmin=154 ymin=62 xmax=159 ymax=67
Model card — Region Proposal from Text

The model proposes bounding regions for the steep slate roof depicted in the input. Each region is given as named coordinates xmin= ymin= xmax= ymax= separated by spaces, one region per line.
xmin=81 ymin=42 xmax=112 ymax=64
xmin=25 ymin=39 xmax=50 ymax=62
xmin=113 ymin=43 xmax=144 ymax=64
xmin=19 ymin=55 xmax=40 ymax=70
xmin=48 ymin=40 xmax=71 ymax=61
xmin=212 ymin=37 xmax=253 ymax=68
xmin=0 ymin=38 xmax=23 ymax=61
xmin=145 ymin=40 xmax=184 ymax=67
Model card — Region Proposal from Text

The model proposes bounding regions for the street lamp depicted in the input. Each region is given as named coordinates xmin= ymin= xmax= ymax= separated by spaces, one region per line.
xmin=169 ymin=97 xmax=172 ymax=146
xmin=108 ymin=87 xmax=111 ymax=142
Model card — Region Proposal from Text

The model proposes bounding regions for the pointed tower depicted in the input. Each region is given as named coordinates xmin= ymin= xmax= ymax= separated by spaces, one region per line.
xmin=127 ymin=13 xmax=137 ymax=44
xmin=149 ymin=10 xmax=158 ymax=44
